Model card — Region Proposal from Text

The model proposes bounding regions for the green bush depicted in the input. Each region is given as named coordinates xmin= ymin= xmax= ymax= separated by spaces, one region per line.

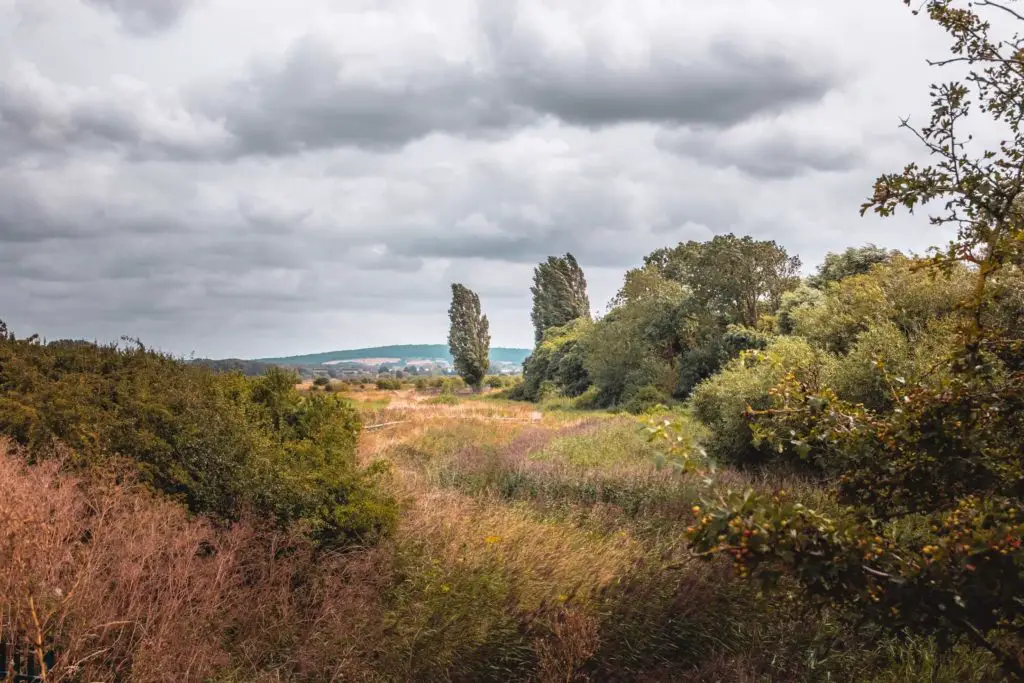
xmin=375 ymin=377 xmax=403 ymax=390
xmin=518 ymin=319 xmax=592 ymax=401
xmin=690 ymin=336 xmax=828 ymax=466
xmin=620 ymin=384 xmax=672 ymax=415
xmin=0 ymin=334 xmax=396 ymax=548
xmin=792 ymin=257 xmax=972 ymax=354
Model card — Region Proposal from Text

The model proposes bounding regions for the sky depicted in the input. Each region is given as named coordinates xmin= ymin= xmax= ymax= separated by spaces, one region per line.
xmin=0 ymin=0 xmax=971 ymax=358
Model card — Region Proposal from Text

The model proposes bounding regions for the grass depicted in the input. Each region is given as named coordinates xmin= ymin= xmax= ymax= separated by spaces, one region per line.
xmin=6 ymin=385 xmax=1000 ymax=681
xmin=332 ymin=391 xmax=999 ymax=682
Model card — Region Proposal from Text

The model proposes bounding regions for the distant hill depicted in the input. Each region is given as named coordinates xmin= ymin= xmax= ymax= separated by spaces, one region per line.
xmin=255 ymin=344 xmax=530 ymax=367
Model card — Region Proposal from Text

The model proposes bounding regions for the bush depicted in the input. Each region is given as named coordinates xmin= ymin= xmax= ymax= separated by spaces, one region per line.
xmin=312 ymin=376 xmax=330 ymax=388
xmin=519 ymin=319 xmax=592 ymax=401
xmin=0 ymin=334 xmax=396 ymax=549
xmin=375 ymin=377 xmax=403 ymax=390
xmin=792 ymin=257 xmax=973 ymax=354
xmin=620 ymin=384 xmax=672 ymax=415
xmin=690 ymin=337 xmax=828 ymax=466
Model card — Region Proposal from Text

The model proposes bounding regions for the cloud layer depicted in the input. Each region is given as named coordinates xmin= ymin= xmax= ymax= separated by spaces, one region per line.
xmin=0 ymin=0 xmax=966 ymax=357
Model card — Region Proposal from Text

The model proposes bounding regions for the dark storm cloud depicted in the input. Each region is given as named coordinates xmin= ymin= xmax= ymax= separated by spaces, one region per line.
xmin=82 ymin=0 xmax=196 ymax=35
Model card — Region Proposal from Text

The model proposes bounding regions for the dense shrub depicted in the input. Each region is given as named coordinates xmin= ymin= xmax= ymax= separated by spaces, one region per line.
xmin=375 ymin=377 xmax=403 ymax=390
xmin=517 ymin=319 xmax=592 ymax=401
xmin=620 ymin=384 xmax=672 ymax=415
xmin=791 ymin=257 xmax=972 ymax=354
xmin=690 ymin=337 xmax=828 ymax=466
xmin=774 ymin=284 xmax=824 ymax=334
xmin=684 ymin=5 xmax=1024 ymax=676
xmin=0 ymin=333 xmax=396 ymax=548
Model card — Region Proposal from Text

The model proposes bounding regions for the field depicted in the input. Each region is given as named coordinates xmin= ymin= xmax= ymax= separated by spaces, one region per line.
xmin=0 ymin=378 xmax=1004 ymax=682
xmin=290 ymin=388 xmax=993 ymax=682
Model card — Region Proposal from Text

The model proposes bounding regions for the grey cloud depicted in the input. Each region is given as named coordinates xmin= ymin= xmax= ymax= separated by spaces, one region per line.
xmin=495 ymin=39 xmax=835 ymax=129
xmin=203 ymin=36 xmax=530 ymax=156
xmin=82 ymin=0 xmax=196 ymax=35
xmin=0 ymin=64 xmax=232 ymax=161
xmin=196 ymin=14 xmax=840 ymax=156
xmin=657 ymin=118 xmax=864 ymax=179
xmin=0 ymin=0 xmax=952 ymax=357
xmin=2 ymin=8 xmax=840 ymax=162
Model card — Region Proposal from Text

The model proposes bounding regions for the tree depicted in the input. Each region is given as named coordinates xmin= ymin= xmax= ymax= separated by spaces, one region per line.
xmin=635 ymin=235 xmax=800 ymax=327
xmin=807 ymin=244 xmax=897 ymax=289
xmin=684 ymin=2 xmax=1024 ymax=676
xmin=448 ymin=283 xmax=491 ymax=389
xmin=530 ymin=254 xmax=591 ymax=344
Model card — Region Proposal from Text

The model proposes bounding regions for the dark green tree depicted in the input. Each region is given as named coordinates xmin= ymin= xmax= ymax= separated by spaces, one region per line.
xmin=807 ymin=244 xmax=897 ymax=289
xmin=448 ymin=283 xmax=491 ymax=389
xmin=530 ymin=253 xmax=591 ymax=344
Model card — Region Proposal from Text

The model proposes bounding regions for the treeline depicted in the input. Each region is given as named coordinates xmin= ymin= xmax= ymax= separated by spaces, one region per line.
xmin=512 ymin=235 xmax=811 ymax=411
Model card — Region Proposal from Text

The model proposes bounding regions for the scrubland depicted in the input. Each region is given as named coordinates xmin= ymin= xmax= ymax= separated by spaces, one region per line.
xmin=2 ymin=386 xmax=1000 ymax=681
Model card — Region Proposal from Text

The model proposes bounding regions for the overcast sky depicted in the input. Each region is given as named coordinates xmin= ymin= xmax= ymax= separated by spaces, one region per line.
xmin=0 ymin=0 xmax=965 ymax=358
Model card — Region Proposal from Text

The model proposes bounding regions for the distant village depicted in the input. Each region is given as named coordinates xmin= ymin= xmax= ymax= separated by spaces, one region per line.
xmin=308 ymin=357 xmax=523 ymax=380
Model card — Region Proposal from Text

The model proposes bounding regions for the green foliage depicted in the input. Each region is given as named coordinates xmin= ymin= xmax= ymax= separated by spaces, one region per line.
xmin=620 ymin=384 xmax=672 ymax=415
xmin=517 ymin=319 xmax=592 ymax=401
xmin=690 ymin=337 xmax=828 ymax=466
xmin=792 ymin=257 xmax=973 ymax=354
xmin=775 ymin=284 xmax=824 ymax=334
xmin=0 ymin=333 xmax=396 ymax=549
xmin=447 ymin=283 xmax=491 ymax=389
xmin=808 ymin=244 xmax=897 ymax=289
xmin=638 ymin=233 xmax=801 ymax=327
xmin=426 ymin=393 xmax=460 ymax=405
xmin=485 ymin=375 xmax=518 ymax=389
xmin=530 ymin=253 xmax=591 ymax=344
xmin=684 ymin=5 xmax=1024 ymax=676
xmin=312 ymin=376 xmax=330 ymax=387
xmin=581 ymin=297 xmax=685 ymax=407
xmin=375 ymin=377 xmax=403 ymax=390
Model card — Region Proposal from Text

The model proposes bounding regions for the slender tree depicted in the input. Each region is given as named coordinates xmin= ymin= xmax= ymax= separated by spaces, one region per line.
xmin=530 ymin=253 xmax=591 ymax=344
xmin=447 ymin=283 xmax=490 ymax=389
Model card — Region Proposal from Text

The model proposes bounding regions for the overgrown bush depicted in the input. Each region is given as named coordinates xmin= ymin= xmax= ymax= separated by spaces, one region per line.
xmin=791 ymin=257 xmax=972 ymax=354
xmin=517 ymin=319 xmax=592 ymax=401
xmin=375 ymin=377 xmax=403 ymax=390
xmin=0 ymin=333 xmax=396 ymax=548
xmin=690 ymin=337 xmax=828 ymax=466
xmin=620 ymin=384 xmax=672 ymax=415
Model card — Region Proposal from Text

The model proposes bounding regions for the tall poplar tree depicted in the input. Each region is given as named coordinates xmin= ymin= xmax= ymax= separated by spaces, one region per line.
xmin=530 ymin=253 xmax=591 ymax=344
xmin=447 ymin=283 xmax=490 ymax=389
